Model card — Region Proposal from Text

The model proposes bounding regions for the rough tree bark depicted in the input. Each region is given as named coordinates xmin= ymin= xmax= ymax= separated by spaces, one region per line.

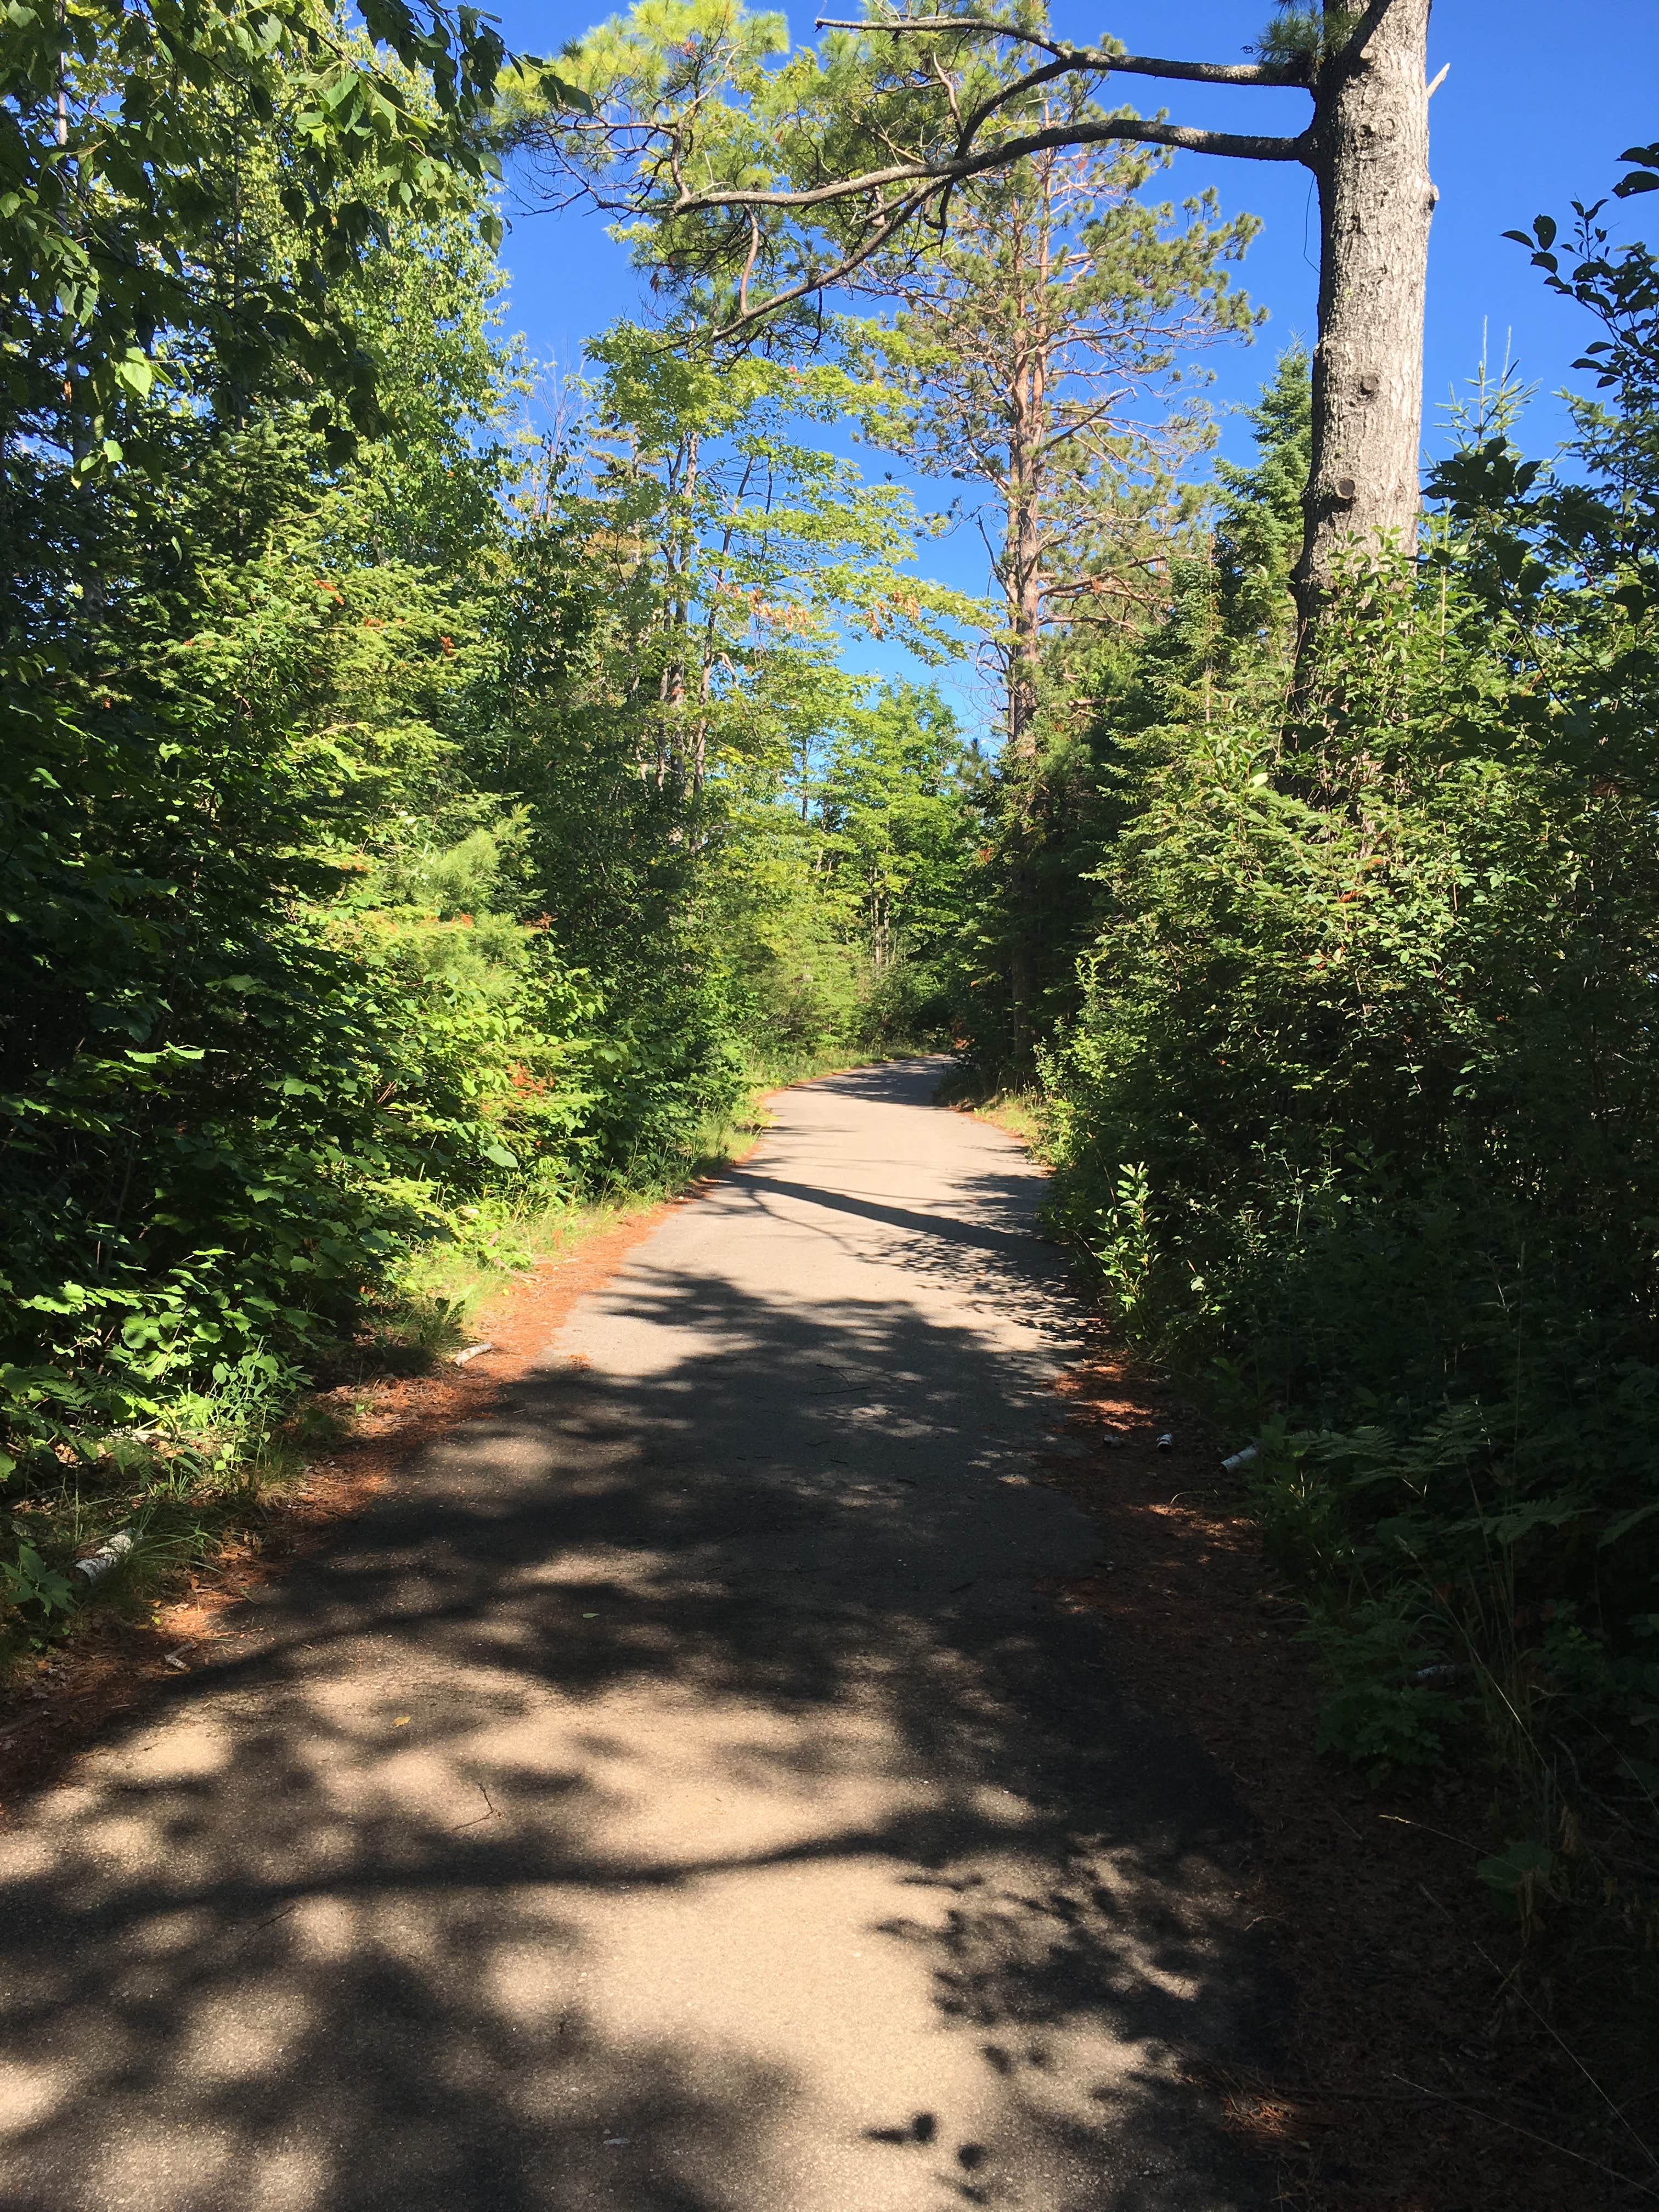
xmin=1297 ymin=0 xmax=1436 ymax=620
xmin=1006 ymin=315 xmax=1046 ymax=755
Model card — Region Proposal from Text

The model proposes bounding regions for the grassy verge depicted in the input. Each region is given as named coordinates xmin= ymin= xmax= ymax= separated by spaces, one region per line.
xmin=748 ymin=1042 xmax=907 ymax=1091
xmin=934 ymin=1062 xmax=1051 ymax=1154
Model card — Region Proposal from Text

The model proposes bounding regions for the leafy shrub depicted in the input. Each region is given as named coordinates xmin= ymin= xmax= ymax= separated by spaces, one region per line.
xmin=1041 ymin=166 xmax=1659 ymax=1837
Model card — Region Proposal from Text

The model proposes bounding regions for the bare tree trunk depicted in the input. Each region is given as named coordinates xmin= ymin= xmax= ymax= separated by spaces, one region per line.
xmin=1003 ymin=173 xmax=1052 ymax=758
xmin=1003 ymin=360 xmax=1041 ymax=1059
xmin=1005 ymin=425 xmax=1045 ymax=756
xmin=658 ymin=432 xmax=698 ymax=787
xmin=1295 ymin=0 xmax=1436 ymax=623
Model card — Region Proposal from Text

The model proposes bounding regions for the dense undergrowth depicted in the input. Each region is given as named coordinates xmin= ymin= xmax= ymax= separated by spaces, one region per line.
xmin=0 ymin=10 xmax=978 ymax=1664
xmin=962 ymin=169 xmax=1659 ymax=1986
xmin=0 ymin=1070 xmax=808 ymax=1669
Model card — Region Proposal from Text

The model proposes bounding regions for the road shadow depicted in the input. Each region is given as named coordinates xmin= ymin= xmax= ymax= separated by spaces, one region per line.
xmin=0 ymin=1079 xmax=1280 ymax=2212
xmin=802 ymin=1058 xmax=956 ymax=1109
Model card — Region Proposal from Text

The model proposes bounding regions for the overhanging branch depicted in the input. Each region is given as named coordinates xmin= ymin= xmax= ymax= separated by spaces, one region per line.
xmin=673 ymin=111 xmax=1311 ymax=219
xmin=698 ymin=181 xmax=946 ymax=343
xmin=811 ymin=16 xmax=1308 ymax=89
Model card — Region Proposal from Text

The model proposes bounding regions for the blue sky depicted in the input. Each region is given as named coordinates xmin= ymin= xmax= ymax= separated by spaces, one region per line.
xmin=484 ymin=1 xmax=1658 ymax=726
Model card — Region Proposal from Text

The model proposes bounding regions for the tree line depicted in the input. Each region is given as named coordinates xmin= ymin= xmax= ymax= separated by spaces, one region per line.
xmin=0 ymin=0 xmax=989 ymax=1616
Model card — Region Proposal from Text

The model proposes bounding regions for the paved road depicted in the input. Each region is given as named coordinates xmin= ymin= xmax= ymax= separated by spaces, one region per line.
xmin=0 ymin=1062 xmax=1272 ymax=2211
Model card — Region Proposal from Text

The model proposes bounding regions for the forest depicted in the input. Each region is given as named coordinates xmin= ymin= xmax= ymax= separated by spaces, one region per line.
xmin=3 ymin=0 xmax=1657 ymax=2069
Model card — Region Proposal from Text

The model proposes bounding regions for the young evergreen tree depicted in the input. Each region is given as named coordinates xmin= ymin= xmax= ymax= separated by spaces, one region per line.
xmin=1214 ymin=345 xmax=1313 ymax=656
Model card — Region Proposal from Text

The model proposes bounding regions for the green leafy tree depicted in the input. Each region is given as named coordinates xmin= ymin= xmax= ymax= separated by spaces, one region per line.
xmin=0 ymin=0 xmax=583 ymax=478
xmin=0 ymin=38 xmax=582 ymax=1450
xmin=815 ymin=681 xmax=977 ymax=968
xmin=565 ymin=326 xmax=974 ymax=797
xmin=460 ymin=329 xmax=978 ymax=1156
xmin=708 ymin=679 xmax=977 ymax=1054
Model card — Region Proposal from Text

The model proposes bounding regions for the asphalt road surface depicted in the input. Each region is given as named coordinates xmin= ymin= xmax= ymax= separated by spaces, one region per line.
xmin=0 ymin=1060 xmax=1274 ymax=2211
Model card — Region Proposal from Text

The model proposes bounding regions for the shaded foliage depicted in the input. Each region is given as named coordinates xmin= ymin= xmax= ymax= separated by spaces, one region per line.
xmin=1036 ymin=163 xmax=1659 ymax=1874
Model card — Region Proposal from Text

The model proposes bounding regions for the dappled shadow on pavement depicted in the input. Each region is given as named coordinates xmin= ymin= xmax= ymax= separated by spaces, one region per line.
xmin=0 ymin=1068 xmax=1277 ymax=2211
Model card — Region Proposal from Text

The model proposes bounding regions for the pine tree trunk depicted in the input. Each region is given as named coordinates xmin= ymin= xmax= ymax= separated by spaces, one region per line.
xmin=1007 ymin=498 xmax=1044 ymax=755
xmin=1295 ymin=0 xmax=1436 ymax=624
xmin=1003 ymin=178 xmax=1053 ymax=759
xmin=1005 ymin=341 xmax=1046 ymax=757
